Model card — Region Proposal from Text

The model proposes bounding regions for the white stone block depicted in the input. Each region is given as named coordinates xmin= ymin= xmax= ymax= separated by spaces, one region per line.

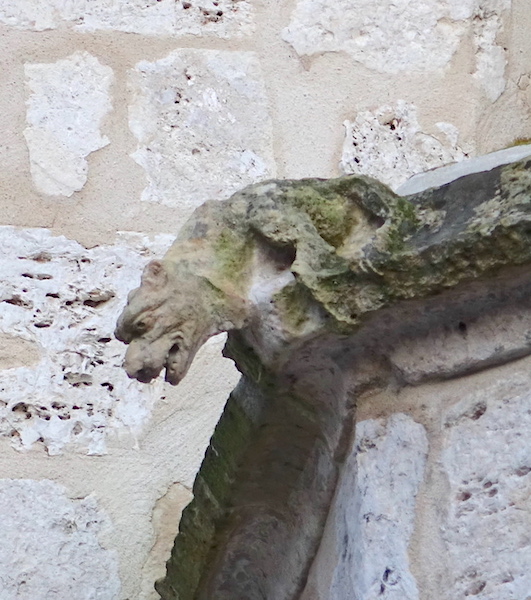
xmin=441 ymin=374 xmax=531 ymax=598
xmin=24 ymin=52 xmax=113 ymax=197
xmin=0 ymin=0 xmax=57 ymax=30
xmin=129 ymin=49 xmax=275 ymax=211
xmin=0 ymin=0 xmax=253 ymax=37
xmin=331 ymin=414 xmax=428 ymax=599
xmin=341 ymin=101 xmax=466 ymax=191
xmin=282 ymin=0 xmax=471 ymax=72
xmin=64 ymin=0 xmax=178 ymax=35
xmin=283 ymin=0 xmax=511 ymax=84
xmin=0 ymin=479 xmax=120 ymax=599
xmin=303 ymin=414 xmax=428 ymax=599
xmin=172 ymin=0 xmax=254 ymax=38
xmin=0 ymin=227 xmax=175 ymax=455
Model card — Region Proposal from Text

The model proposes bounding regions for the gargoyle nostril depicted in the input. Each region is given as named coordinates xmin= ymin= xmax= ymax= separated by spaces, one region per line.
xmin=169 ymin=343 xmax=180 ymax=354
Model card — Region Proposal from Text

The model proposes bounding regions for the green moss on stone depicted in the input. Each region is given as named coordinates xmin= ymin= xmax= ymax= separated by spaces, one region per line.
xmin=158 ymin=389 xmax=258 ymax=600
xmin=506 ymin=137 xmax=531 ymax=147
xmin=212 ymin=228 xmax=253 ymax=283
xmin=284 ymin=185 xmax=352 ymax=247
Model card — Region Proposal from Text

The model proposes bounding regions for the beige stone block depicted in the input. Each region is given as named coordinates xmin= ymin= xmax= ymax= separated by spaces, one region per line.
xmin=0 ymin=333 xmax=41 ymax=370
xmin=140 ymin=482 xmax=193 ymax=600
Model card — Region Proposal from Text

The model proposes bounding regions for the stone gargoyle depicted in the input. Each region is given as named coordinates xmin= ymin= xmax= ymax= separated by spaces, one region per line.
xmin=116 ymin=159 xmax=531 ymax=385
xmin=115 ymin=157 xmax=531 ymax=600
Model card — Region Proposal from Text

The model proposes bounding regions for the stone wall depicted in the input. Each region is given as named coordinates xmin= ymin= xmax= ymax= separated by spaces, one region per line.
xmin=1 ymin=1 xmax=531 ymax=598
xmin=301 ymin=316 xmax=531 ymax=600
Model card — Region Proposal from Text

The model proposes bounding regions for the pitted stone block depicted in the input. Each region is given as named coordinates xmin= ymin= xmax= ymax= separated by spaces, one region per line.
xmin=129 ymin=49 xmax=275 ymax=213
xmin=0 ymin=0 xmax=253 ymax=36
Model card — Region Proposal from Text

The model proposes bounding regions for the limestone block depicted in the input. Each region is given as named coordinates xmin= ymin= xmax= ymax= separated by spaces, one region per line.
xmin=283 ymin=0 xmax=510 ymax=79
xmin=441 ymin=373 xmax=531 ymax=598
xmin=0 ymin=0 xmax=57 ymax=30
xmin=129 ymin=50 xmax=275 ymax=210
xmin=341 ymin=101 xmax=466 ymax=191
xmin=0 ymin=0 xmax=253 ymax=37
xmin=282 ymin=0 xmax=472 ymax=72
xmin=24 ymin=52 xmax=113 ymax=197
xmin=63 ymin=0 xmax=178 ymax=35
xmin=303 ymin=414 xmax=428 ymax=599
xmin=171 ymin=0 xmax=254 ymax=38
xmin=0 ymin=479 xmax=120 ymax=599
xmin=0 ymin=226 xmax=174 ymax=455
xmin=332 ymin=414 xmax=427 ymax=599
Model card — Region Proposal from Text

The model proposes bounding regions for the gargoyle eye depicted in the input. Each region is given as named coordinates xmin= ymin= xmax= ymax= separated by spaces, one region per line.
xmin=134 ymin=319 xmax=148 ymax=334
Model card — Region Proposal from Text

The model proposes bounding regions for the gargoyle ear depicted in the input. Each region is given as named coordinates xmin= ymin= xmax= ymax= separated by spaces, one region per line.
xmin=141 ymin=260 xmax=168 ymax=290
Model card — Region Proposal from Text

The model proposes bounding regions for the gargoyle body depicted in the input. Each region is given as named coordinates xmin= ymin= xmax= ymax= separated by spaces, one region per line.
xmin=115 ymin=175 xmax=397 ymax=383
xmin=116 ymin=160 xmax=531 ymax=385
xmin=115 ymin=159 xmax=531 ymax=600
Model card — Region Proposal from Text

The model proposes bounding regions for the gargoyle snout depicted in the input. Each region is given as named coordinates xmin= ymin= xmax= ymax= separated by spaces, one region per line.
xmin=114 ymin=325 xmax=129 ymax=344
xmin=114 ymin=311 xmax=135 ymax=344
xmin=123 ymin=340 xmax=166 ymax=384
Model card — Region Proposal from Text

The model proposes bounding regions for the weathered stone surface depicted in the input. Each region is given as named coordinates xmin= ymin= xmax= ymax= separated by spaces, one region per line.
xmin=171 ymin=0 xmax=254 ymax=38
xmin=441 ymin=370 xmax=531 ymax=598
xmin=283 ymin=0 xmax=511 ymax=85
xmin=0 ymin=226 xmax=174 ymax=455
xmin=24 ymin=52 xmax=113 ymax=197
xmin=0 ymin=0 xmax=253 ymax=37
xmin=341 ymin=101 xmax=466 ymax=191
xmin=390 ymin=295 xmax=531 ymax=384
xmin=155 ymin=355 xmax=348 ymax=600
xmin=0 ymin=479 xmax=120 ymax=599
xmin=282 ymin=0 xmax=462 ymax=71
xmin=129 ymin=49 xmax=275 ymax=211
xmin=301 ymin=414 xmax=428 ymax=600
xmin=117 ymin=156 xmax=531 ymax=599
xmin=0 ymin=0 xmax=58 ymax=30
xmin=117 ymin=157 xmax=531 ymax=387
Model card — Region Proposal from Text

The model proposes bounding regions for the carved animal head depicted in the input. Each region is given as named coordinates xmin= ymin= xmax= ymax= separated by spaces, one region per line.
xmin=115 ymin=259 xmax=249 ymax=385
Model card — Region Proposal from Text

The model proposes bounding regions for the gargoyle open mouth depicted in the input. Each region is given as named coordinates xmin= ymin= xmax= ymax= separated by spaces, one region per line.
xmin=134 ymin=366 xmax=160 ymax=384
xmin=122 ymin=336 xmax=190 ymax=385
xmin=164 ymin=342 xmax=186 ymax=385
